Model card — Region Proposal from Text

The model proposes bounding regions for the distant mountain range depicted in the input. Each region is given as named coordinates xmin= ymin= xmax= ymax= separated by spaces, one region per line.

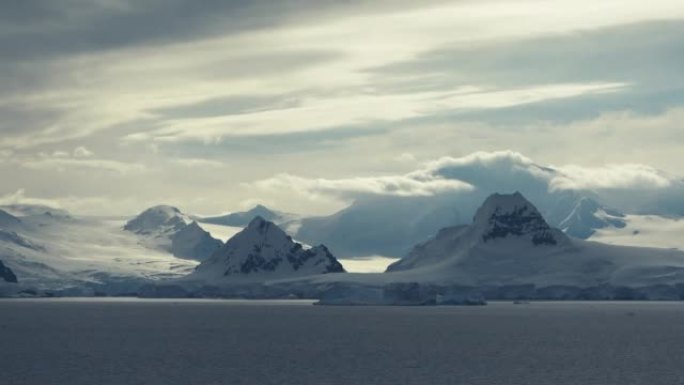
xmin=124 ymin=205 xmax=222 ymax=261
xmin=0 ymin=205 xmax=199 ymax=296
xmin=2 ymin=188 xmax=684 ymax=301
xmin=141 ymin=193 xmax=684 ymax=303
xmin=197 ymin=205 xmax=296 ymax=227
xmin=293 ymin=153 xmax=683 ymax=258
xmin=385 ymin=192 xmax=684 ymax=288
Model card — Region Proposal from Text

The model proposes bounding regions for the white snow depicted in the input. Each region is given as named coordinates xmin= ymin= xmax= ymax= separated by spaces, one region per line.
xmin=0 ymin=215 xmax=197 ymax=290
xmin=382 ymin=193 xmax=684 ymax=288
xmin=558 ymin=197 xmax=626 ymax=239
xmin=590 ymin=214 xmax=684 ymax=251
xmin=4 ymin=195 xmax=684 ymax=299
xmin=189 ymin=216 xmax=344 ymax=282
xmin=123 ymin=206 xmax=222 ymax=261
xmin=123 ymin=205 xmax=190 ymax=235
xmin=339 ymin=256 xmax=400 ymax=273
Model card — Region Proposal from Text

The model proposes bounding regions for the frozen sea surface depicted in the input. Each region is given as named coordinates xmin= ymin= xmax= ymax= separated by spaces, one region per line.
xmin=2 ymin=299 xmax=684 ymax=385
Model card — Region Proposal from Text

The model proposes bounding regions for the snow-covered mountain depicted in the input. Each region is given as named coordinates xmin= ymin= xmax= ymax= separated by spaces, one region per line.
xmin=294 ymin=189 xmax=625 ymax=258
xmin=198 ymin=204 xmax=296 ymax=227
xmin=294 ymin=152 xmax=681 ymax=258
xmin=124 ymin=205 xmax=190 ymax=235
xmin=0 ymin=204 xmax=70 ymax=218
xmin=190 ymin=216 xmax=345 ymax=282
xmin=0 ymin=260 xmax=17 ymax=283
xmin=386 ymin=192 xmax=684 ymax=288
xmin=559 ymin=197 xmax=626 ymax=239
xmin=296 ymin=194 xmax=465 ymax=258
xmin=0 ymin=205 xmax=199 ymax=294
xmin=125 ymin=205 xmax=222 ymax=261
xmin=0 ymin=209 xmax=22 ymax=230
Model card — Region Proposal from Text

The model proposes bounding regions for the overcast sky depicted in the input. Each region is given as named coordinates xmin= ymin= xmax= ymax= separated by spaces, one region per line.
xmin=1 ymin=0 xmax=682 ymax=216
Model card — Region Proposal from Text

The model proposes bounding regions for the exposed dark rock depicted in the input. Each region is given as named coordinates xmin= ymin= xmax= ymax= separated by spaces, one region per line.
xmin=194 ymin=216 xmax=346 ymax=279
xmin=0 ymin=260 xmax=18 ymax=283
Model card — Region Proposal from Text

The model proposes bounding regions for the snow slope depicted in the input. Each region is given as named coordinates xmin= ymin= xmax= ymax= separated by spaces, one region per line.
xmin=124 ymin=205 xmax=189 ymax=235
xmin=591 ymin=214 xmax=684 ymax=251
xmin=294 ymin=189 xmax=628 ymax=259
xmin=0 ymin=209 xmax=198 ymax=292
xmin=558 ymin=197 xmax=626 ymax=239
xmin=189 ymin=216 xmax=345 ymax=283
xmin=124 ymin=205 xmax=222 ymax=261
xmin=293 ymin=152 xmax=683 ymax=258
xmin=385 ymin=192 xmax=684 ymax=287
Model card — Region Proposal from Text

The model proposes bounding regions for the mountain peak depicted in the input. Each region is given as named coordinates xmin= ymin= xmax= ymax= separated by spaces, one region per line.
xmin=473 ymin=192 xmax=529 ymax=219
xmin=388 ymin=193 xmax=570 ymax=273
xmin=247 ymin=214 xmax=267 ymax=226
xmin=125 ymin=208 xmax=221 ymax=261
xmin=124 ymin=205 xmax=188 ymax=234
xmin=246 ymin=215 xmax=281 ymax=234
xmin=250 ymin=204 xmax=272 ymax=213
xmin=559 ymin=197 xmax=626 ymax=238
xmin=198 ymin=204 xmax=293 ymax=227
xmin=473 ymin=192 xmax=559 ymax=245
xmin=193 ymin=218 xmax=345 ymax=279
xmin=145 ymin=205 xmax=182 ymax=216
xmin=170 ymin=221 xmax=223 ymax=261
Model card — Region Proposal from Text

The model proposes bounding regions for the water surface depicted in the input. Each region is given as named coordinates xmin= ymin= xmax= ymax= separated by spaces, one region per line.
xmin=2 ymin=299 xmax=684 ymax=385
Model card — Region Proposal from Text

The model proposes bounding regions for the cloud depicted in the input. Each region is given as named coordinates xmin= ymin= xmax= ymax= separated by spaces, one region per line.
xmin=252 ymin=151 xmax=544 ymax=202
xmin=0 ymin=2 xmax=682 ymax=218
xmin=394 ymin=152 xmax=417 ymax=163
xmin=126 ymin=82 xmax=625 ymax=143
xmin=73 ymin=146 xmax=93 ymax=158
xmin=419 ymin=151 xmax=555 ymax=194
xmin=4 ymin=150 xmax=148 ymax=175
xmin=551 ymin=164 xmax=675 ymax=191
xmin=252 ymin=150 xmax=684 ymax=214
xmin=0 ymin=189 xmax=169 ymax=217
xmin=0 ymin=189 xmax=62 ymax=209
xmin=253 ymin=172 xmax=474 ymax=200
xmin=0 ymin=0 xmax=672 ymax=149
xmin=21 ymin=157 xmax=148 ymax=175
xmin=170 ymin=158 xmax=226 ymax=168
xmin=368 ymin=20 xmax=684 ymax=94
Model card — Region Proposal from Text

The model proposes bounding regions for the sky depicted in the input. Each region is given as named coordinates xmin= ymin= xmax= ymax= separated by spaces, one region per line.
xmin=0 ymin=0 xmax=683 ymax=216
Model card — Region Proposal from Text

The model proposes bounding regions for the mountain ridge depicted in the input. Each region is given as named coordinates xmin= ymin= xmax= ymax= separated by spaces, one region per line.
xmin=198 ymin=204 xmax=295 ymax=227
xmin=125 ymin=205 xmax=222 ymax=261
xmin=385 ymin=192 xmax=684 ymax=288
xmin=190 ymin=216 xmax=345 ymax=281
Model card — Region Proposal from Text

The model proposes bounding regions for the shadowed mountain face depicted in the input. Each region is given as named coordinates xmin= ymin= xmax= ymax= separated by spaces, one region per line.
xmin=387 ymin=192 xmax=571 ymax=274
xmin=296 ymin=194 xmax=468 ymax=258
xmin=0 ymin=260 xmax=17 ymax=283
xmin=124 ymin=205 xmax=188 ymax=235
xmin=294 ymin=187 xmax=625 ymax=258
xmin=192 ymin=216 xmax=344 ymax=280
xmin=125 ymin=206 xmax=222 ymax=261
xmin=0 ymin=209 xmax=21 ymax=230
